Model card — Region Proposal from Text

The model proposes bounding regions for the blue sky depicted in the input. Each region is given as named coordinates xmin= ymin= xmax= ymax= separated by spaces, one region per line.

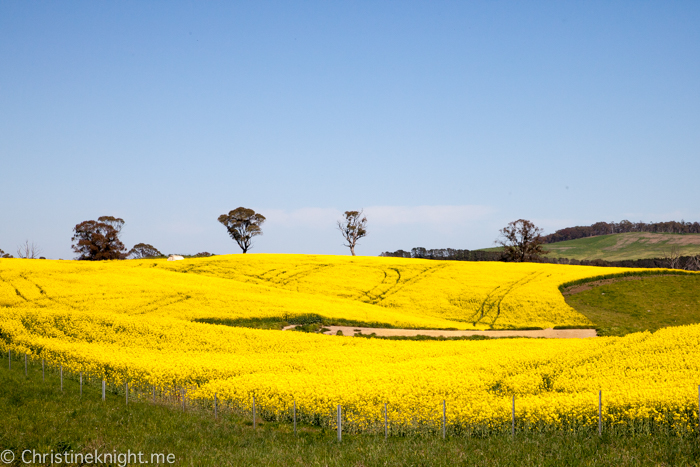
xmin=1 ymin=1 xmax=699 ymax=259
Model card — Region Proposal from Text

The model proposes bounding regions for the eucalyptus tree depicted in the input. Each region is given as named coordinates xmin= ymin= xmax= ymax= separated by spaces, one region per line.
xmin=218 ymin=207 xmax=266 ymax=253
xmin=337 ymin=210 xmax=367 ymax=256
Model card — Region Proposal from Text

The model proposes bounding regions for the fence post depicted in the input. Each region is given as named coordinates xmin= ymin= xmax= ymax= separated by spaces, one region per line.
xmin=153 ymin=385 xmax=156 ymax=403
xmin=102 ymin=379 xmax=106 ymax=401
xmin=697 ymin=385 xmax=699 ymax=439
xmin=384 ymin=403 xmax=388 ymax=439
xmin=182 ymin=388 xmax=185 ymax=411
xmin=214 ymin=393 xmax=218 ymax=419
xmin=42 ymin=359 xmax=44 ymax=382
xmin=60 ymin=364 xmax=63 ymax=392
xmin=598 ymin=390 xmax=602 ymax=436
xmin=337 ymin=405 xmax=342 ymax=442
xmin=24 ymin=354 xmax=27 ymax=377
xmin=511 ymin=395 xmax=515 ymax=437
xmin=293 ymin=400 xmax=297 ymax=435
xmin=253 ymin=396 xmax=256 ymax=429
xmin=126 ymin=381 xmax=129 ymax=405
xmin=442 ymin=400 xmax=446 ymax=439
xmin=80 ymin=372 xmax=83 ymax=397
xmin=8 ymin=349 xmax=10 ymax=369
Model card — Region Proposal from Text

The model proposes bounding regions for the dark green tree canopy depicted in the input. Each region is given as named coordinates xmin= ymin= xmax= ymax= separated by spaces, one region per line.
xmin=72 ymin=216 xmax=127 ymax=261
xmin=218 ymin=207 xmax=266 ymax=253
xmin=496 ymin=219 xmax=548 ymax=262
xmin=127 ymin=243 xmax=163 ymax=259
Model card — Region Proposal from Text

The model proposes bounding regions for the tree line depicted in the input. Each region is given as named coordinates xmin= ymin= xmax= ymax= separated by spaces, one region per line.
xmin=381 ymin=248 xmax=503 ymax=262
xmin=543 ymin=220 xmax=700 ymax=243
xmin=380 ymin=218 xmax=700 ymax=271
xmin=0 ymin=207 xmax=369 ymax=260
xmin=381 ymin=248 xmax=700 ymax=271
xmin=3 ymin=212 xmax=698 ymax=269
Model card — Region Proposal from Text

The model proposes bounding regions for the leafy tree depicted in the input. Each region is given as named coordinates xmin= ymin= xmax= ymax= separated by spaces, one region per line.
xmin=217 ymin=207 xmax=266 ymax=253
xmin=496 ymin=219 xmax=548 ymax=262
xmin=127 ymin=243 xmax=163 ymax=259
xmin=337 ymin=210 xmax=367 ymax=256
xmin=0 ymin=248 xmax=12 ymax=258
xmin=72 ymin=216 xmax=127 ymax=260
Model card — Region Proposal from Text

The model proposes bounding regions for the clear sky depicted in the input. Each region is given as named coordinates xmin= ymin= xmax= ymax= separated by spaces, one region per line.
xmin=1 ymin=1 xmax=699 ymax=259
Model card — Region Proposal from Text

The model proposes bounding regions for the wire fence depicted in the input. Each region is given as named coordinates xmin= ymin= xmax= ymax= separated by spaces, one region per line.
xmin=5 ymin=349 xmax=700 ymax=440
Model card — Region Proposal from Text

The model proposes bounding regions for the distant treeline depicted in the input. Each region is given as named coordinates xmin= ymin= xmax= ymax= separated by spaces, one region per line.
xmin=540 ymin=255 xmax=699 ymax=270
xmin=544 ymin=220 xmax=700 ymax=243
xmin=379 ymin=248 xmax=503 ymax=261
xmin=379 ymin=248 xmax=700 ymax=271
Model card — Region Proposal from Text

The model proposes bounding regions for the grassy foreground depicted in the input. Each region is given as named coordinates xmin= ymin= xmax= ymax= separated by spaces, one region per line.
xmin=564 ymin=274 xmax=700 ymax=336
xmin=2 ymin=357 xmax=700 ymax=466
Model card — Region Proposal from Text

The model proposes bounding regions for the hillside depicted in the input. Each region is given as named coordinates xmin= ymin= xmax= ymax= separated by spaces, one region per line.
xmin=0 ymin=254 xmax=626 ymax=331
xmin=3 ymin=255 xmax=700 ymax=440
xmin=542 ymin=232 xmax=700 ymax=261
xmin=480 ymin=232 xmax=700 ymax=261
xmin=562 ymin=273 xmax=700 ymax=336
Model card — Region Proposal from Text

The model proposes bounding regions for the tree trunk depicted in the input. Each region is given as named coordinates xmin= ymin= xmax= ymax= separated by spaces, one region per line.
xmin=350 ymin=245 xmax=356 ymax=256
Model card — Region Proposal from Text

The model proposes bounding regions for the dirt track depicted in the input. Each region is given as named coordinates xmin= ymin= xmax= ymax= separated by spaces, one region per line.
xmin=283 ymin=325 xmax=597 ymax=339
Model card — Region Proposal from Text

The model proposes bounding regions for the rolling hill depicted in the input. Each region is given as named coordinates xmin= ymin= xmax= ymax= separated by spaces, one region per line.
xmin=482 ymin=232 xmax=700 ymax=261
xmin=542 ymin=232 xmax=700 ymax=261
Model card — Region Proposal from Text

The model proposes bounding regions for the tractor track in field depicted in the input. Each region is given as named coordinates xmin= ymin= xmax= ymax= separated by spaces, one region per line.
xmin=466 ymin=271 xmax=544 ymax=327
xmin=360 ymin=264 xmax=447 ymax=305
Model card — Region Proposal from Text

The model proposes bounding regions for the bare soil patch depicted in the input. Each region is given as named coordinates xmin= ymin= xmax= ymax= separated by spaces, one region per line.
xmin=283 ymin=325 xmax=596 ymax=339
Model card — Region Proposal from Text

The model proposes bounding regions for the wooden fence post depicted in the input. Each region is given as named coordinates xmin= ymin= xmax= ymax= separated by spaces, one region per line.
xmin=42 ymin=359 xmax=44 ymax=381
xmin=214 ymin=393 xmax=218 ymax=419
xmin=293 ymin=400 xmax=297 ymax=435
xmin=337 ymin=405 xmax=342 ymax=442
xmin=102 ymin=379 xmax=106 ymax=401
xmin=384 ymin=403 xmax=388 ymax=439
xmin=598 ymin=390 xmax=602 ymax=436
xmin=8 ymin=349 xmax=10 ymax=369
xmin=511 ymin=395 xmax=515 ymax=437
xmin=24 ymin=354 xmax=27 ymax=376
xmin=126 ymin=381 xmax=129 ymax=405
xmin=60 ymin=364 xmax=63 ymax=392
xmin=80 ymin=372 xmax=83 ymax=397
xmin=442 ymin=400 xmax=446 ymax=439
xmin=153 ymin=385 xmax=156 ymax=403
xmin=253 ymin=396 xmax=256 ymax=429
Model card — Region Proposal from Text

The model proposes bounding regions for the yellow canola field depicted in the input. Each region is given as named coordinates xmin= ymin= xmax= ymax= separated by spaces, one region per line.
xmin=1 ymin=254 xmax=697 ymax=434
xmin=0 ymin=253 xmax=639 ymax=329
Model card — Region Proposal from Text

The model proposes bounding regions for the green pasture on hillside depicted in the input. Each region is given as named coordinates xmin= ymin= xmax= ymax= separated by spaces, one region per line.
xmin=481 ymin=233 xmax=700 ymax=261
xmin=563 ymin=273 xmax=700 ymax=336
xmin=541 ymin=233 xmax=700 ymax=261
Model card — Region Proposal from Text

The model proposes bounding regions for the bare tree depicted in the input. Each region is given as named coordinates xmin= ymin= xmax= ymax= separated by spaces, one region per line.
xmin=16 ymin=240 xmax=42 ymax=259
xmin=337 ymin=210 xmax=367 ymax=256
xmin=662 ymin=246 xmax=682 ymax=269
xmin=685 ymin=255 xmax=700 ymax=271
xmin=218 ymin=207 xmax=266 ymax=253
xmin=127 ymin=243 xmax=163 ymax=259
xmin=496 ymin=219 xmax=548 ymax=262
